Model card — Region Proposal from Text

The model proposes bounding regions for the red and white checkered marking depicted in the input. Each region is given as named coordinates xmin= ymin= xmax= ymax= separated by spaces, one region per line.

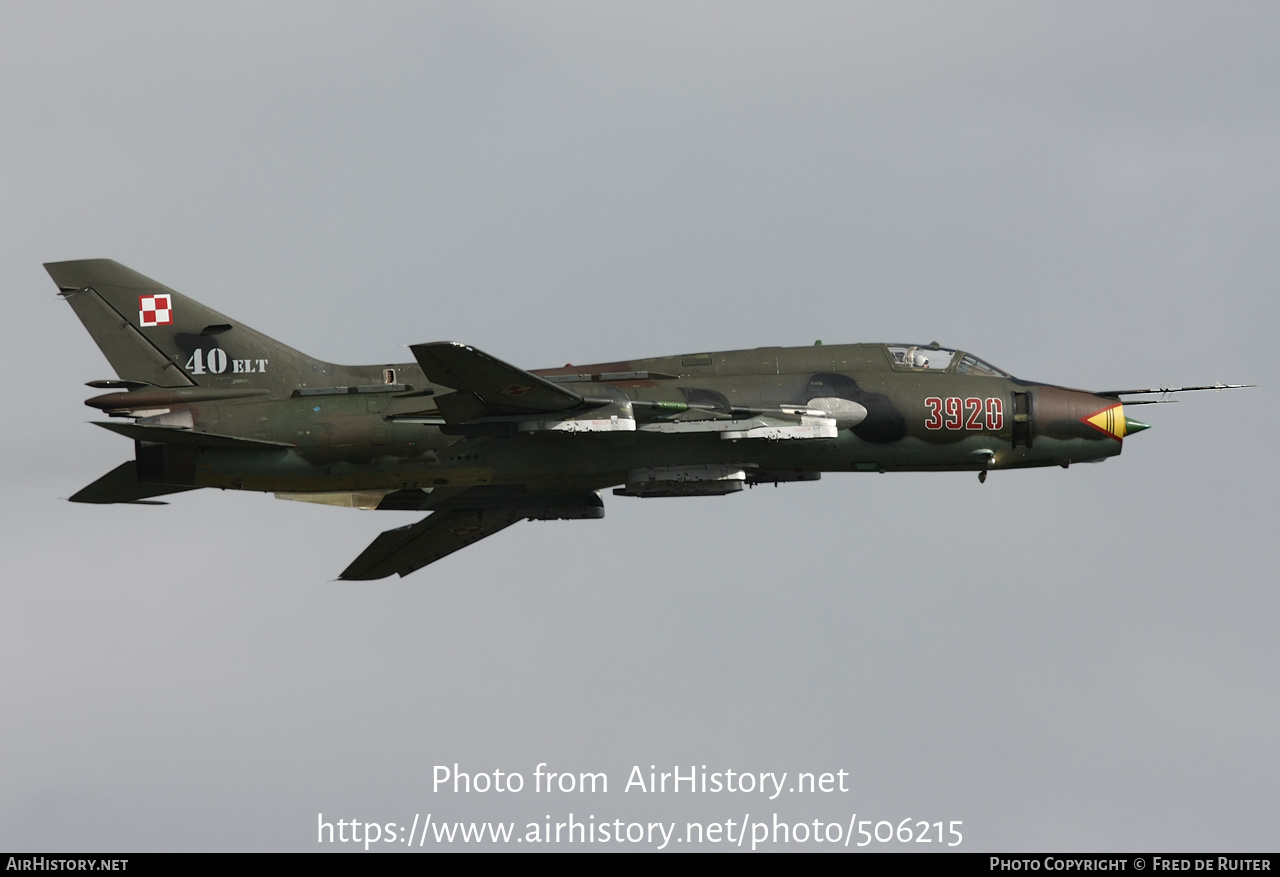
xmin=138 ymin=294 xmax=173 ymax=327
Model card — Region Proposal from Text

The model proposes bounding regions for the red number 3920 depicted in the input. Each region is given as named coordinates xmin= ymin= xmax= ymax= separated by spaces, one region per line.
xmin=924 ymin=396 xmax=1003 ymax=431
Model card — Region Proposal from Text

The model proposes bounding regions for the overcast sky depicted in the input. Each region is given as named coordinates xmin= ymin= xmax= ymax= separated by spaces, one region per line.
xmin=2 ymin=1 xmax=1277 ymax=852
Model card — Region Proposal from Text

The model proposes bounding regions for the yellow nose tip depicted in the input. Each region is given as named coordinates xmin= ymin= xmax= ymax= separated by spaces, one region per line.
xmin=1083 ymin=402 xmax=1145 ymax=439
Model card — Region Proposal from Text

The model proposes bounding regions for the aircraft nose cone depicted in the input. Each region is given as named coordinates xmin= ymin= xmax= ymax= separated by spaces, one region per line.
xmin=1124 ymin=416 xmax=1150 ymax=436
xmin=1080 ymin=400 xmax=1149 ymax=440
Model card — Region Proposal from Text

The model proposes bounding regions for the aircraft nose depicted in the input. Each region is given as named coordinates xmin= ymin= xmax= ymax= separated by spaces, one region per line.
xmin=1080 ymin=400 xmax=1149 ymax=440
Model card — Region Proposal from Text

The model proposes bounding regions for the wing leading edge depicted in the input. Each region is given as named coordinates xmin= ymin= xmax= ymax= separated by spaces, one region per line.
xmin=410 ymin=341 xmax=584 ymax=423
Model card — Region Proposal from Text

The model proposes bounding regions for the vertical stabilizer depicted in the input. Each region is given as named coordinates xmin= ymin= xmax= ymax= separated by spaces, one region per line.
xmin=46 ymin=259 xmax=326 ymax=390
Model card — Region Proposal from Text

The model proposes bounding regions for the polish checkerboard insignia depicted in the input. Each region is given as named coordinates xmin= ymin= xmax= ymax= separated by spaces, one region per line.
xmin=138 ymin=294 xmax=173 ymax=327
xmin=500 ymin=384 xmax=534 ymax=397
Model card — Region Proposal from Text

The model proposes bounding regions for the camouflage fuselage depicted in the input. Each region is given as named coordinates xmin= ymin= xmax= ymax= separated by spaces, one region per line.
xmin=100 ymin=342 xmax=1127 ymax=495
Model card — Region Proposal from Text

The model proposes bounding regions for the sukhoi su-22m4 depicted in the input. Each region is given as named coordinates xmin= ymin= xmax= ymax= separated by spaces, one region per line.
xmin=49 ymin=259 xmax=1248 ymax=580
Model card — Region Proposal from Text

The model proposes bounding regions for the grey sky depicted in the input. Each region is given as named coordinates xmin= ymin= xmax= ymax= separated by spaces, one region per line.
xmin=2 ymin=1 xmax=1277 ymax=851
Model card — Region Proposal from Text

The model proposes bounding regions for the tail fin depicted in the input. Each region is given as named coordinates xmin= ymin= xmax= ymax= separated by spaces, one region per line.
xmin=46 ymin=259 xmax=325 ymax=390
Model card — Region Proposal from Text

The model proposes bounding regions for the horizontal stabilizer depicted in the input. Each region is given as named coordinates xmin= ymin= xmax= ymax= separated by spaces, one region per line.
xmin=340 ymin=509 xmax=522 ymax=580
xmin=411 ymin=341 xmax=583 ymax=423
xmin=70 ymin=461 xmax=200 ymax=504
xmin=93 ymin=421 xmax=295 ymax=450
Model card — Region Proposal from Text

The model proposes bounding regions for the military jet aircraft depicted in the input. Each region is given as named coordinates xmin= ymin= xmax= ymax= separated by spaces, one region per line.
xmin=48 ymin=259 xmax=1247 ymax=580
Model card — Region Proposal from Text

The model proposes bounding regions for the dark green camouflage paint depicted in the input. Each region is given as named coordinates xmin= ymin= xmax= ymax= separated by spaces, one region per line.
xmin=49 ymin=260 xmax=1155 ymax=577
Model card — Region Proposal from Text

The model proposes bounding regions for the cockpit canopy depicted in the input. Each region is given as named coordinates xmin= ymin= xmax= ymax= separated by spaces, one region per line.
xmin=887 ymin=345 xmax=1010 ymax=378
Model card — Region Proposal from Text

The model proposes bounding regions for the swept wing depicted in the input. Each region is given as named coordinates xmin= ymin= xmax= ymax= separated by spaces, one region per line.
xmin=339 ymin=488 xmax=605 ymax=579
xmin=340 ymin=509 xmax=524 ymax=580
xmin=411 ymin=341 xmax=584 ymax=423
